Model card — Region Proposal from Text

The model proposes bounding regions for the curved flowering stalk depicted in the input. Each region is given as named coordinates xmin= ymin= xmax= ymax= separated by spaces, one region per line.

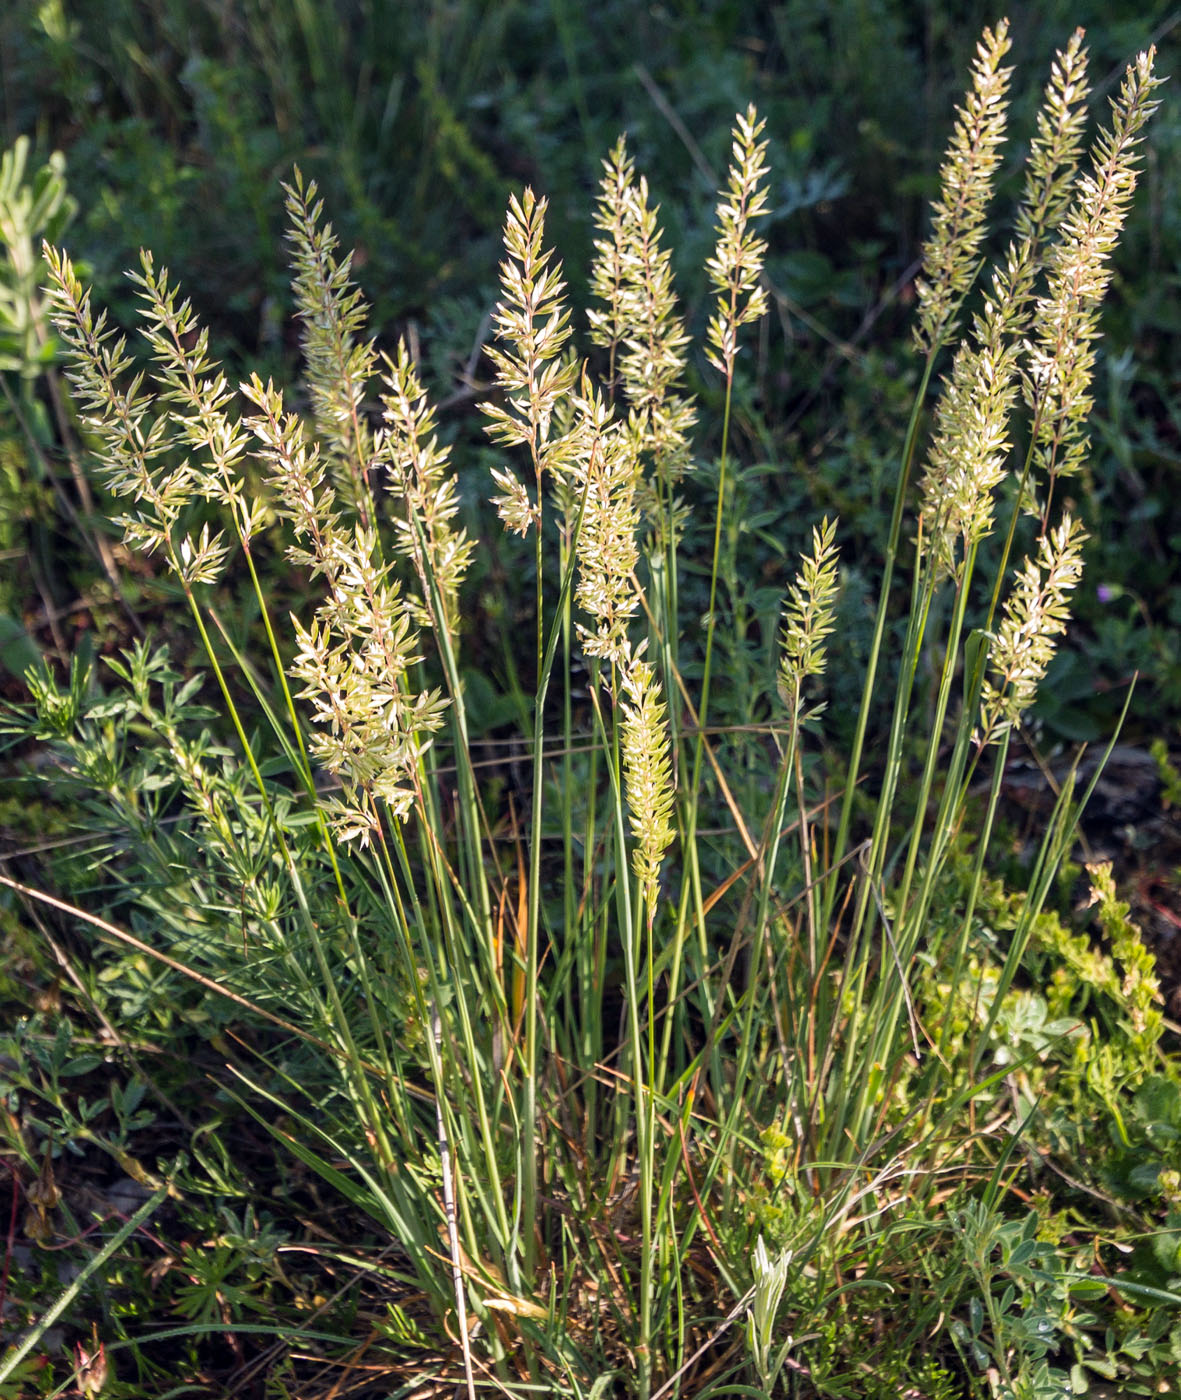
xmin=41 ymin=245 xmax=192 ymax=568
xmin=44 ymin=245 xmax=283 ymax=591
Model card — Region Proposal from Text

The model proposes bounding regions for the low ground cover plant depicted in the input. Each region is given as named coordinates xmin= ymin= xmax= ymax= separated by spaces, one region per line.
xmin=1 ymin=21 xmax=1178 ymax=1399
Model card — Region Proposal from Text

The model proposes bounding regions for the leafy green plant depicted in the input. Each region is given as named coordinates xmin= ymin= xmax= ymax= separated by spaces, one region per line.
xmin=0 ymin=134 xmax=138 ymax=675
xmin=0 ymin=135 xmax=74 ymax=665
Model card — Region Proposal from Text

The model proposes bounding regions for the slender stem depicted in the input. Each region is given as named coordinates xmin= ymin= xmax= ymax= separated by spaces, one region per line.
xmin=666 ymin=373 xmax=737 ymax=1104
xmin=823 ymin=352 xmax=937 ymax=928
xmin=693 ymin=373 xmax=735 ymax=795
xmin=521 ymin=484 xmax=545 ymax=1279
xmin=590 ymin=670 xmax=651 ymax=1399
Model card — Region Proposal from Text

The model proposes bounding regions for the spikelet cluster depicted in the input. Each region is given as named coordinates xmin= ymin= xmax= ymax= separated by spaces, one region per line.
xmin=619 ymin=646 xmax=676 ymax=917
xmin=380 ymin=340 xmax=473 ymax=635
xmin=587 ymin=138 xmax=634 ymax=357
xmin=777 ymin=517 xmax=840 ymax=721
xmin=560 ymin=383 xmax=675 ymax=915
xmin=488 ymin=175 xmax=678 ymax=916
xmin=243 ymin=376 xmax=446 ymax=843
xmin=42 ymin=245 xmax=185 ymax=555
xmin=979 ymin=514 xmax=1087 ymax=742
xmin=1015 ymin=30 xmax=1092 ymax=253
xmin=705 ymin=105 xmax=771 ymax=377
xmin=912 ymin=37 xmax=1159 ymax=748
xmin=571 ymin=381 xmax=641 ymax=666
xmin=913 ymin=23 xmax=1012 ymax=356
xmin=1027 ymin=47 xmax=1162 ymax=496
xmin=279 ymin=191 xmax=456 ymax=841
xmin=129 ymin=255 xmax=256 ymax=498
xmin=285 ymin=171 xmax=377 ymax=525
xmin=919 ymin=35 xmax=1092 ymax=579
xmin=588 ymin=138 xmax=695 ymax=488
xmin=485 ymin=189 xmax=580 ymax=533
xmin=919 ymin=335 xmax=1017 ymax=581
xmin=46 ymin=216 xmax=450 ymax=848
xmin=42 ymin=246 xmax=272 ymax=587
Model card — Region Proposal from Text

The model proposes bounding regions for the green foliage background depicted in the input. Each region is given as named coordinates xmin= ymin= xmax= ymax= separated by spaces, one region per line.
xmin=2 ymin=0 xmax=1177 ymax=740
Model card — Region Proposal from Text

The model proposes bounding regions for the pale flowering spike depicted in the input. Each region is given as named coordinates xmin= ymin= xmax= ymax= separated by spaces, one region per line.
xmin=985 ymin=31 xmax=1091 ymax=327
xmin=483 ymin=187 xmax=580 ymax=463
xmin=241 ymin=373 xmax=340 ymax=564
xmin=490 ymin=466 xmax=539 ymax=537
xmin=288 ymin=590 xmax=449 ymax=844
xmin=705 ymin=104 xmax=771 ymax=378
xmin=177 ymin=523 xmax=230 ymax=588
xmin=125 ymin=250 xmax=257 ymax=564
xmin=588 ymin=136 xmax=638 ymax=358
xmin=918 ymin=333 xmax=1018 ymax=580
xmin=979 ymin=513 xmax=1088 ymax=742
xmin=913 ymin=22 xmax=1013 ymax=356
xmin=572 ymin=381 xmax=641 ymax=667
xmin=379 ymin=340 xmax=474 ymax=636
xmin=483 ymin=187 xmax=581 ymax=537
xmin=619 ymin=646 xmax=676 ymax=917
xmin=1028 ymin=46 xmax=1162 ymax=496
xmin=777 ymin=517 xmax=840 ymax=720
xmin=244 ymin=370 xmax=447 ymax=842
xmin=918 ymin=32 xmax=1095 ymax=578
xmin=1015 ymin=29 xmax=1091 ymax=254
xmin=284 ymin=170 xmax=378 ymax=526
xmin=588 ymin=136 xmax=695 ymax=489
xmin=42 ymin=242 xmax=189 ymax=557
xmin=44 ymin=244 xmax=251 ymax=585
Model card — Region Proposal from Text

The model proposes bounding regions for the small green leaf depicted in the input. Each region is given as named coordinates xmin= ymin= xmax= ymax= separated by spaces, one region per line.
xmin=60 ymin=1053 xmax=103 ymax=1076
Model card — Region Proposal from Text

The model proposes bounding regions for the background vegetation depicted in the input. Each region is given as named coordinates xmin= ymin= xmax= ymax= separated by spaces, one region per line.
xmin=0 ymin=2 xmax=1179 ymax=1397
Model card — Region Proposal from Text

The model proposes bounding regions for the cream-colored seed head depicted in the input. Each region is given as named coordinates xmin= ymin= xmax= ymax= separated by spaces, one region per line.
xmin=913 ymin=23 xmax=1013 ymax=356
xmin=705 ymin=104 xmax=771 ymax=379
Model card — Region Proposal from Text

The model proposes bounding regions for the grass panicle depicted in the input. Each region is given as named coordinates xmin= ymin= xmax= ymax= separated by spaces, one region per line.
xmin=913 ymin=21 xmax=1013 ymax=355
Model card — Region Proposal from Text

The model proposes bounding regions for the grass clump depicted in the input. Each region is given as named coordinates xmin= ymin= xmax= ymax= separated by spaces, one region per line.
xmin=1 ymin=22 xmax=1177 ymax=1400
